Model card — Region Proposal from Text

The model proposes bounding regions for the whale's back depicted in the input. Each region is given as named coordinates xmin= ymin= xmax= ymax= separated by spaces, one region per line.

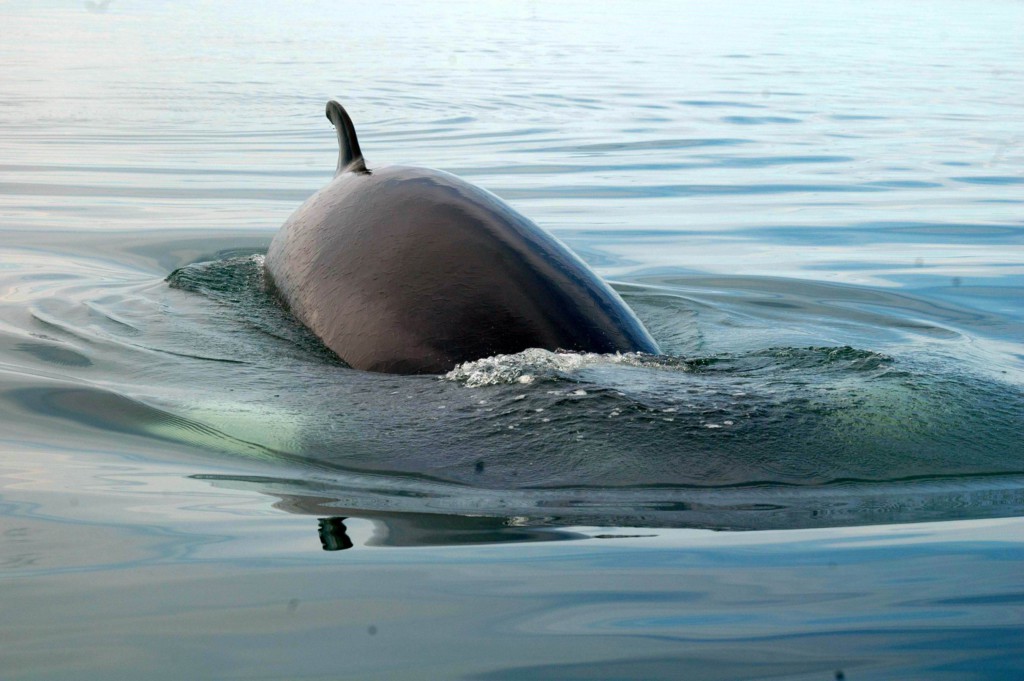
xmin=265 ymin=164 xmax=659 ymax=374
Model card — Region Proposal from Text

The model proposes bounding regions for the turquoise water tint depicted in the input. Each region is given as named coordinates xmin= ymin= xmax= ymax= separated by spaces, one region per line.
xmin=1 ymin=1 xmax=1023 ymax=679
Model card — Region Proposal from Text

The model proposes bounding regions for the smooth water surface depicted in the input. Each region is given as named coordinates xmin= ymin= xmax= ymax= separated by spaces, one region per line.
xmin=1 ymin=1 xmax=1023 ymax=678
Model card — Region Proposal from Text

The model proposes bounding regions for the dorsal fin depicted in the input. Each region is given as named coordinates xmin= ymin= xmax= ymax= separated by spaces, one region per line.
xmin=325 ymin=100 xmax=367 ymax=174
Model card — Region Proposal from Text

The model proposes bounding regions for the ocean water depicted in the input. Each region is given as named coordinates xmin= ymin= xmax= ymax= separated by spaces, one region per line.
xmin=2 ymin=1 xmax=1023 ymax=679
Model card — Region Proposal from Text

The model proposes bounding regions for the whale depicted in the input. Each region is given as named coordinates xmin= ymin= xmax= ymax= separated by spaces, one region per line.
xmin=264 ymin=100 xmax=660 ymax=374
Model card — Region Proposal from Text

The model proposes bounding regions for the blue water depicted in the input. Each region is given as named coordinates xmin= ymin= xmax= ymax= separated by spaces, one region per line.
xmin=2 ymin=1 xmax=1023 ymax=678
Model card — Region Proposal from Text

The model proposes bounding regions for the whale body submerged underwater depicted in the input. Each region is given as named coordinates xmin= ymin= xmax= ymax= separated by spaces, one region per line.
xmin=264 ymin=100 xmax=660 ymax=374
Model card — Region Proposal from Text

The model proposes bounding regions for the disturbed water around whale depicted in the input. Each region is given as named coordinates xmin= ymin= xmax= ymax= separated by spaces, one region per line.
xmin=2 ymin=1 xmax=1023 ymax=679
xmin=159 ymin=252 xmax=1024 ymax=532
xmin=5 ymin=234 xmax=1019 ymax=540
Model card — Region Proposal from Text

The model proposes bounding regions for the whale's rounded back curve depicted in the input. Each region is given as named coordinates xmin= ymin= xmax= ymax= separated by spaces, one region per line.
xmin=265 ymin=101 xmax=660 ymax=374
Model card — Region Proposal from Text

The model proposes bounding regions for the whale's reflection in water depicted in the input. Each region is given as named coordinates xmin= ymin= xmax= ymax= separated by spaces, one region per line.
xmin=314 ymin=515 xmax=585 ymax=551
xmin=195 ymin=473 xmax=1024 ymax=550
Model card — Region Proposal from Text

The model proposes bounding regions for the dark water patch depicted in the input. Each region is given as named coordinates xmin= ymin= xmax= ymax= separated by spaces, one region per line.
xmin=863 ymin=180 xmax=943 ymax=189
xmin=873 ymin=221 xmax=1024 ymax=239
xmin=13 ymin=341 xmax=92 ymax=367
xmin=712 ymin=154 xmax=853 ymax=168
xmin=380 ymin=127 xmax=559 ymax=146
xmin=518 ymin=138 xmax=751 ymax=154
xmin=952 ymin=175 xmax=1024 ymax=185
xmin=687 ymin=220 xmax=1024 ymax=247
xmin=721 ymin=116 xmax=803 ymax=125
xmin=496 ymin=182 xmax=883 ymax=200
xmin=0 ymin=162 xmax=327 ymax=179
xmin=532 ymin=94 xmax=601 ymax=105
xmin=0 ymin=181 xmax=312 ymax=203
xmin=451 ymin=154 xmax=852 ymax=176
xmin=830 ymin=114 xmax=888 ymax=120
xmin=902 ymin=592 xmax=1024 ymax=608
xmin=677 ymin=100 xmax=767 ymax=109
xmin=427 ymin=115 xmax=477 ymax=125
xmin=166 ymin=255 xmax=344 ymax=365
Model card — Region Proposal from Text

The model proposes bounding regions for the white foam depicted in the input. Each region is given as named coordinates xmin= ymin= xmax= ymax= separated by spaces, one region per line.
xmin=444 ymin=348 xmax=660 ymax=387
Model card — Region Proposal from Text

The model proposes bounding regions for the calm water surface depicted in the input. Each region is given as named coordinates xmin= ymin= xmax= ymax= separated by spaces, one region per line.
xmin=2 ymin=1 xmax=1023 ymax=679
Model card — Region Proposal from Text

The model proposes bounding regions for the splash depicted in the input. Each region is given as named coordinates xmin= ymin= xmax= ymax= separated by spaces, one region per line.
xmin=444 ymin=348 xmax=673 ymax=387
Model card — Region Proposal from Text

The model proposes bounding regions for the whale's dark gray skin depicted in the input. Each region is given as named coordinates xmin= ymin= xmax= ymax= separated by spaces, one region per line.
xmin=264 ymin=100 xmax=660 ymax=374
